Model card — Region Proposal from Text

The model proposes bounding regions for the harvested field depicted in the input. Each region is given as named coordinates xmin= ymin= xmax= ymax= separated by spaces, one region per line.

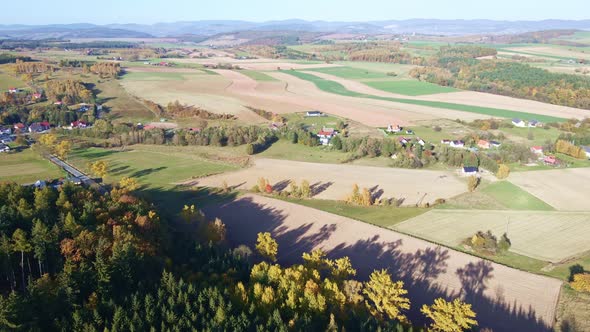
xmin=394 ymin=209 xmax=590 ymax=262
xmin=203 ymin=194 xmax=562 ymax=331
xmin=505 ymin=46 xmax=590 ymax=61
xmin=305 ymin=71 xmax=589 ymax=120
xmin=509 ymin=168 xmax=590 ymax=211
xmin=196 ymin=158 xmax=467 ymax=206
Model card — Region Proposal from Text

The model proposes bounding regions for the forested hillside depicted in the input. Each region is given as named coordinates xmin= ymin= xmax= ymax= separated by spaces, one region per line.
xmin=0 ymin=182 xmax=477 ymax=331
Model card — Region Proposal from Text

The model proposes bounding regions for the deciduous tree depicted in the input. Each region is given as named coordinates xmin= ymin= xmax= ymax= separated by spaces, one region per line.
xmin=421 ymin=298 xmax=477 ymax=332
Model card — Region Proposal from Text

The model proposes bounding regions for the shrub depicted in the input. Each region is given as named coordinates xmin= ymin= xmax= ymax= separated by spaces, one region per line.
xmin=496 ymin=164 xmax=510 ymax=179
xmin=498 ymin=233 xmax=511 ymax=251
xmin=571 ymin=273 xmax=590 ymax=292
xmin=433 ymin=126 xmax=442 ymax=132
xmin=569 ymin=264 xmax=585 ymax=282
xmin=246 ymin=143 xmax=255 ymax=155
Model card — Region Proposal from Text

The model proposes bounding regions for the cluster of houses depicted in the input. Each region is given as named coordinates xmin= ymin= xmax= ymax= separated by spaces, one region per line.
xmin=386 ymin=124 xmax=414 ymax=135
xmin=0 ymin=126 xmax=13 ymax=153
xmin=317 ymin=128 xmax=338 ymax=146
xmin=512 ymin=118 xmax=542 ymax=128
xmin=530 ymin=146 xmax=560 ymax=166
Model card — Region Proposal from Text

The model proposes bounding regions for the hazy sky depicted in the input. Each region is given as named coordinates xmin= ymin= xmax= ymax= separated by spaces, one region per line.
xmin=2 ymin=0 xmax=588 ymax=25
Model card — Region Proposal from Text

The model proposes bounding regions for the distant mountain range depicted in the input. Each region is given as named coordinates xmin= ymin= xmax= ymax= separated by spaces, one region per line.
xmin=1 ymin=19 xmax=590 ymax=39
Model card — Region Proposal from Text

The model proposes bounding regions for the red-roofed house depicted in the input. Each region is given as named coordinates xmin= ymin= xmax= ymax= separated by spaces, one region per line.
xmin=544 ymin=155 xmax=558 ymax=165
xmin=317 ymin=128 xmax=336 ymax=146
xmin=14 ymin=123 xmax=25 ymax=131
xmin=70 ymin=121 xmax=87 ymax=129
xmin=32 ymin=93 xmax=42 ymax=100
xmin=143 ymin=125 xmax=157 ymax=130
xmin=386 ymin=124 xmax=402 ymax=133
xmin=54 ymin=101 xmax=63 ymax=105
xmin=478 ymin=139 xmax=491 ymax=149
xmin=530 ymin=146 xmax=544 ymax=155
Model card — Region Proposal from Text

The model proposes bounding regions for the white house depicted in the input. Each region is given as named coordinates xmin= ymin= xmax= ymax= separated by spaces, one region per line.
xmin=306 ymin=111 xmax=323 ymax=117
xmin=530 ymin=146 xmax=544 ymax=155
xmin=512 ymin=118 xmax=526 ymax=127
xmin=416 ymin=138 xmax=425 ymax=146
xmin=317 ymin=128 xmax=336 ymax=146
xmin=450 ymin=140 xmax=465 ymax=148
xmin=386 ymin=124 xmax=402 ymax=133
xmin=0 ymin=144 xmax=9 ymax=153
xmin=583 ymin=146 xmax=590 ymax=159
xmin=528 ymin=120 xmax=541 ymax=128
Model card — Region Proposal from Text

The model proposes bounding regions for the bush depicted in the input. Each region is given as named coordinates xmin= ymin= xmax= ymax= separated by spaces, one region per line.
xmin=569 ymin=264 xmax=585 ymax=282
xmin=246 ymin=143 xmax=255 ymax=155
xmin=498 ymin=233 xmax=511 ymax=251
xmin=433 ymin=126 xmax=442 ymax=132
xmin=496 ymin=164 xmax=510 ymax=179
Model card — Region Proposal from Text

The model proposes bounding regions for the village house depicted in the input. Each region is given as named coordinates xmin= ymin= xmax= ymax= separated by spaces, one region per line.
xmin=462 ymin=166 xmax=478 ymax=176
xmin=305 ymin=110 xmax=323 ymax=117
xmin=0 ymin=126 xmax=11 ymax=135
xmin=188 ymin=127 xmax=202 ymax=133
xmin=54 ymin=101 xmax=63 ymax=105
xmin=583 ymin=146 xmax=590 ymax=159
xmin=405 ymin=129 xmax=414 ymax=135
xmin=8 ymin=88 xmax=20 ymax=94
xmin=530 ymin=146 xmax=544 ymax=155
xmin=398 ymin=137 xmax=409 ymax=146
xmin=143 ymin=124 xmax=157 ymax=131
xmin=0 ymin=143 xmax=10 ymax=153
xmin=490 ymin=141 xmax=502 ymax=148
xmin=416 ymin=138 xmax=425 ymax=146
xmin=317 ymin=128 xmax=336 ymax=146
xmin=512 ymin=118 xmax=526 ymax=127
xmin=477 ymin=139 xmax=491 ymax=149
xmin=13 ymin=123 xmax=25 ymax=131
xmin=528 ymin=120 xmax=541 ymax=128
xmin=1 ymin=135 xmax=14 ymax=144
xmin=440 ymin=139 xmax=451 ymax=145
xmin=386 ymin=124 xmax=402 ymax=133
xmin=544 ymin=155 xmax=558 ymax=166
xmin=32 ymin=93 xmax=42 ymax=100
xmin=450 ymin=140 xmax=465 ymax=148
xmin=70 ymin=120 xmax=87 ymax=129
xmin=28 ymin=121 xmax=51 ymax=133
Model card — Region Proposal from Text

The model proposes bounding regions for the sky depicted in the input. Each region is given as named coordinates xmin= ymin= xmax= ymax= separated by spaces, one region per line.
xmin=1 ymin=0 xmax=588 ymax=25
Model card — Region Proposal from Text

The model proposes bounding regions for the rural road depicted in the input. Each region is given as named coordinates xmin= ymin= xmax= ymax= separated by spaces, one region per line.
xmin=204 ymin=194 xmax=562 ymax=332
xmin=47 ymin=155 xmax=107 ymax=194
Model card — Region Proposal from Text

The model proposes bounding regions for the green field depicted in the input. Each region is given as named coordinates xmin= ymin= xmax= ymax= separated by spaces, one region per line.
xmin=240 ymin=70 xmax=278 ymax=81
xmin=365 ymin=80 xmax=458 ymax=96
xmin=306 ymin=66 xmax=388 ymax=79
xmin=258 ymin=140 xmax=351 ymax=164
xmin=282 ymin=70 xmax=567 ymax=122
xmin=482 ymin=181 xmax=555 ymax=211
xmin=0 ymin=72 xmax=25 ymax=91
xmin=0 ymin=149 xmax=64 ymax=184
xmin=280 ymin=197 xmax=428 ymax=228
xmin=69 ymin=145 xmax=239 ymax=189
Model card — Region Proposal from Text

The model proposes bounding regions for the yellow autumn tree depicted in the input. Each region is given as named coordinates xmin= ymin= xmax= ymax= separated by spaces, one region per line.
xmin=571 ymin=273 xmax=590 ymax=292
xmin=54 ymin=140 xmax=72 ymax=159
xmin=421 ymin=298 xmax=478 ymax=332
xmin=496 ymin=164 xmax=510 ymax=179
xmin=119 ymin=177 xmax=140 ymax=191
xmin=89 ymin=160 xmax=108 ymax=178
xmin=256 ymin=232 xmax=278 ymax=262
xmin=363 ymin=269 xmax=410 ymax=322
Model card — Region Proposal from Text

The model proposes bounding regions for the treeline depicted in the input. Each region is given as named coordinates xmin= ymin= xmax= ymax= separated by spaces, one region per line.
xmin=166 ymin=100 xmax=236 ymax=120
xmin=90 ymin=62 xmax=121 ymax=78
xmin=0 ymin=53 xmax=32 ymax=64
xmin=0 ymin=103 xmax=95 ymax=126
xmin=0 ymin=183 xmax=478 ymax=331
xmin=13 ymin=59 xmax=54 ymax=74
xmin=409 ymin=46 xmax=590 ymax=109
xmin=58 ymin=59 xmax=95 ymax=68
xmin=45 ymin=79 xmax=93 ymax=105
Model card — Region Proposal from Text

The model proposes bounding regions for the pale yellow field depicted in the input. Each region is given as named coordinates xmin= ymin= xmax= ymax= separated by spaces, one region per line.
xmin=506 ymin=46 xmax=590 ymax=61
xmin=196 ymin=158 xmax=467 ymax=206
xmin=204 ymin=194 xmax=562 ymax=331
xmin=509 ymin=168 xmax=590 ymax=211
xmin=394 ymin=209 xmax=590 ymax=262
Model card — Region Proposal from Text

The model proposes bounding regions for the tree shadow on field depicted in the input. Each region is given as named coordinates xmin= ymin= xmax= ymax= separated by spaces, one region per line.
xmin=310 ymin=181 xmax=333 ymax=197
xmin=129 ymin=166 xmax=167 ymax=179
xmin=204 ymin=195 xmax=554 ymax=332
xmin=273 ymin=180 xmax=291 ymax=192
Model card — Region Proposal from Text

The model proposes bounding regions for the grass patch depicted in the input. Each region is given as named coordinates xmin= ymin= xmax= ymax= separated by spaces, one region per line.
xmin=258 ymin=140 xmax=350 ymax=164
xmin=280 ymin=197 xmax=428 ymax=228
xmin=240 ymin=70 xmax=277 ymax=81
xmin=0 ymin=149 xmax=65 ymax=184
xmin=121 ymin=71 xmax=201 ymax=81
xmin=306 ymin=66 xmax=387 ymax=79
xmin=282 ymin=70 xmax=566 ymax=122
xmin=365 ymin=80 xmax=458 ymax=96
xmin=482 ymin=181 xmax=554 ymax=210
xmin=0 ymin=71 xmax=25 ymax=90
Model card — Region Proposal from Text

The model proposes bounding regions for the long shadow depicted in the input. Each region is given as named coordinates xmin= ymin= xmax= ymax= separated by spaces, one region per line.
xmin=310 ymin=181 xmax=333 ymax=197
xmin=204 ymin=196 xmax=554 ymax=332
xmin=273 ymin=180 xmax=291 ymax=192
xmin=110 ymin=165 xmax=130 ymax=176
xmin=76 ymin=149 xmax=122 ymax=159
xmin=129 ymin=166 xmax=167 ymax=179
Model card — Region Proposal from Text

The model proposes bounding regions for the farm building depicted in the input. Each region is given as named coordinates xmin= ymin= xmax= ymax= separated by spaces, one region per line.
xmin=478 ymin=139 xmax=491 ymax=149
xmin=530 ymin=146 xmax=544 ymax=155
xmin=462 ymin=166 xmax=478 ymax=175
xmin=0 ymin=144 xmax=9 ymax=153
xmin=386 ymin=124 xmax=402 ymax=133
xmin=317 ymin=128 xmax=337 ymax=146
xmin=512 ymin=118 xmax=526 ymax=127
xmin=450 ymin=140 xmax=465 ymax=148
xmin=305 ymin=111 xmax=323 ymax=117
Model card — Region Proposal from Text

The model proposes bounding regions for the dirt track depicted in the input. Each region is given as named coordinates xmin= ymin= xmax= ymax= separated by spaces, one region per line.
xmin=204 ymin=194 xmax=562 ymax=331
xmin=197 ymin=158 xmax=469 ymax=206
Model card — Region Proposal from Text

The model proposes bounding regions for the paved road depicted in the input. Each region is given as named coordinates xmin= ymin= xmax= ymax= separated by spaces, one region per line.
xmin=47 ymin=155 xmax=107 ymax=194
